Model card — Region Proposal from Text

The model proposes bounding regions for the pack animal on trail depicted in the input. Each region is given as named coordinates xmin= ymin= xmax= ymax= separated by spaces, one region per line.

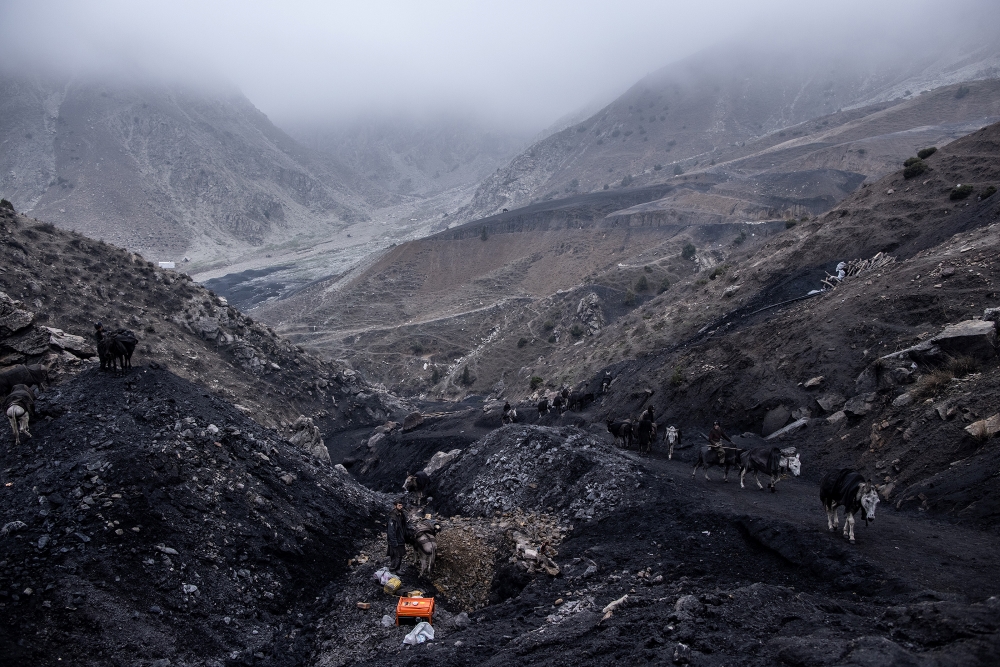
xmin=0 ymin=363 xmax=49 ymax=397
xmin=552 ymin=393 xmax=565 ymax=414
xmin=566 ymin=390 xmax=594 ymax=412
xmin=664 ymin=426 xmax=681 ymax=460
xmin=501 ymin=402 xmax=517 ymax=425
xmin=692 ymin=444 xmax=744 ymax=482
xmin=739 ymin=446 xmax=801 ymax=492
xmin=820 ymin=468 xmax=880 ymax=544
xmin=5 ymin=384 xmax=35 ymax=446
xmin=606 ymin=418 xmax=633 ymax=449
xmin=537 ymin=397 xmax=550 ymax=417
xmin=403 ymin=471 xmax=431 ymax=505
xmin=636 ymin=415 xmax=656 ymax=456
xmin=601 ymin=372 xmax=613 ymax=393
xmin=405 ymin=511 xmax=438 ymax=577
xmin=98 ymin=328 xmax=137 ymax=375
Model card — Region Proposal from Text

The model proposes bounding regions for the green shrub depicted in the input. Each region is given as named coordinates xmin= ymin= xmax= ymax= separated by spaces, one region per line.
xmin=733 ymin=230 xmax=748 ymax=246
xmin=903 ymin=160 xmax=927 ymax=179
xmin=673 ymin=165 xmax=684 ymax=175
xmin=785 ymin=220 xmax=797 ymax=229
xmin=621 ymin=175 xmax=633 ymax=187
xmin=543 ymin=320 xmax=555 ymax=331
xmin=0 ymin=198 xmax=13 ymax=211
xmin=611 ymin=129 xmax=621 ymax=137
xmin=411 ymin=342 xmax=424 ymax=355
xmin=530 ymin=376 xmax=544 ymax=390
xmin=657 ymin=278 xmax=671 ymax=294
xmin=917 ymin=147 xmax=937 ymax=159
xmin=644 ymin=265 xmax=653 ymax=273
xmin=431 ymin=367 xmax=440 ymax=384
xmin=670 ymin=368 xmax=684 ymax=386
xmin=695 ymin=278 xmax=708 ymax=286
xmin=624 ymin=290 xmax=636 ymax=306
xmin=461 ymin=366 xmax=472 ymax=385
xmin=903 ymin=157 xmax=921 ymax=167
xmin=955 ymin=85 xmax=970 ymax=99
xmin=800 ymin=215 xmax=809 ymax=222
xmin=603 ymin=184 xmax=609 ymax=190
xmin=547 ymin=334 xmax=557 ymax=343
xmin=982 ymin=185 xmax=997 ymax=199
xmin=857 ymin=148 xmax=866 ymax=155
xmin=570 ymin=323 xmax=585 ymax=338
xmin=635 ymin=275 xmax=649 ymax=292
xmin=653 ymin=164 xmax=662 ymax=171
xmin=950 ymin=184 xmax=974 ymax=201
xmin=681 ymin=242 xmax=696 ymax=260
xmin=517 ymin=337 xmax=528 ymax=348
xmin=709 ymin=265 xmax=726 ymax=280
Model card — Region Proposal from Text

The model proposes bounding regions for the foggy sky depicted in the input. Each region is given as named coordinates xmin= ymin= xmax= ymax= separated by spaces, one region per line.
xmin=1 ymin=0 xmax=994 ymax=132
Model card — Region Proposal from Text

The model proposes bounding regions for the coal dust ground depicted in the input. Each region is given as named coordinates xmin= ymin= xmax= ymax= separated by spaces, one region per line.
xmin=318 ymin=420 xmax=1000 ymax=667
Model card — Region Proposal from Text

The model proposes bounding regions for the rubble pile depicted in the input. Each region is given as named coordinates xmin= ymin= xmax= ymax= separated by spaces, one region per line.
xmin=436 ymin=425 xmax=644 ymax=521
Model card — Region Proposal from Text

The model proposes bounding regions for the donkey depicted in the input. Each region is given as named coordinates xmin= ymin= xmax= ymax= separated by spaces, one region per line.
xmin=5 ymin=384 xmax=34 ymax=446
xmin=406 ymin=513 xmax=438 ymax=577
xmin=692 ymin=444 xmax=744 ymax=482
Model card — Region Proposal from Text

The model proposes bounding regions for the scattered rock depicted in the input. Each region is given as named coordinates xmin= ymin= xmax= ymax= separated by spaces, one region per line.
xmin=803 ymin=376 xmax=824 ymax=389
xmin=761 ymin=406 xmax=792 ymax=437
xmin=402 ymin=411 xmax=425 ymax=431
xmin=965 ymin=414 xmax=1000 ymax=439
xmin=815 ymin=392 xmax=846 ymax=413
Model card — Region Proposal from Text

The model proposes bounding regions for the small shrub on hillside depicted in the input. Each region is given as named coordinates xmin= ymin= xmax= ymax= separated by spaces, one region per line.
xmin=946 ymin=355 xmax=979 ymax=377
xmin=917 ymin=146 xmax=937 ymax=159
xmin=657 ymin=278 xmax=671 ymax=294
xmin=547 ymin=334 xmax=557 ymax=344
xmin=530 ymin=376 xmax=544 ymax=390
xmin=635 ymin=275 xmax=649 ymax=292
xmin=36 ymin=222 xmax=56 ymax=233
xmin=624 ymin=290 xmax=636 ymax=306
xmin=611 ymin=129 xmax=621 ymax=137
xmin=480 ymin=226 xmax=488 ymax=241
xmin=653 ymin=164 xmax=662 ymax=171
xmin=0 ymin=198 xmax=14 ymax=211
xmin=955 ymin=85 xmax=970 ymax=99
xmin=904 ymin=157 xmax=921 ymax=167
xmin=431 ymin=367 xmax=440 ymax=384
xmin=733 ymin=230 xmax=748 ymax=246
xmin=950 ymin=184 xmax=974 ymax=201
xmin=644 ymin=265 xmax=653 ymax=273
xmin=517 ymin=337 xmax=528 ymax=348
xmin=570 ymin=323 xmax=585 ymax=339
xmin=681 ymin=242 xmax=696 ymax=260
xmin=982 ymin=185 xmax=997 ymax=199
xmin=603 ymin=184 xmax=609 ymax=190
xmin=670 ymin=368 xmax=684 ymax=386
xmin=857 ymin=148 xmax=866 ymax=155
xmin=461 ymin=366 xmax=473 ymax=385
xmin=709 ymin=265 xmax=726 ymax=280
xmin=621 ymin=175 xmax=633 ymax=187
xmin=695 ymin=278 xmax=709 ymax=286
xmin=800 ymin=215 xmax=809 ymax=222
xmin=785 ymin=220 xmax=797 ymax=229
xmin=912 ymin=369 xmax=954 ymax=399
xmin=673 ymin=165 xmax=684 ymax=175
xmin=543 ymin=320 xmax=555 ymax=331
xmin=903 ymin=160 xmax=927 ymax=179
xmin=411 ymin=342 xmax=424 ymax=355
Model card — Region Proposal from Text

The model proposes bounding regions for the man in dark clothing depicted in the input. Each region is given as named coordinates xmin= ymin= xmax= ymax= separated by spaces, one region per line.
xmin=708 ymin=420 xmax=732 ymax=464
xmin=637 ymin=405 xmax=656 ymax=455
xmin=387 ymin=500 xmax=408 ymax=572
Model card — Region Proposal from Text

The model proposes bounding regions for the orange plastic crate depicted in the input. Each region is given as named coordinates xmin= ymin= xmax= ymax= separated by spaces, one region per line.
xmin=395 ymin=597 xmax=435 ymax=625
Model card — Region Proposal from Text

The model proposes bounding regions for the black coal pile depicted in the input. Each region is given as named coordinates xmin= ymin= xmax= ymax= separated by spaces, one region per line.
xmin=0 ymin=366 xmax=384 ymax=666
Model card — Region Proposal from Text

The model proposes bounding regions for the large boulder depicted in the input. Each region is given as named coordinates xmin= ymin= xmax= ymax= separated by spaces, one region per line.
xmin=843 ymin=393 xmax=876 ymax=417
xmin=44 ymin=327 xmax=95 ymax=357
xmin=402 ymin=411 xmax=425 ymax=432
xmin=422 ymin=449 xmax=462 ymax=476
xmin=931 ymin=320 xmax=996 ymax=360
xmin=761 ymin=405 xmax=791 ymax=437
xmin=815 ymin=392 xmax=846 ymax=413
xmin=0 ymin=292 xmax=34 ymax=336
xmin=965 ymin=414 xmax=1000 ymax=440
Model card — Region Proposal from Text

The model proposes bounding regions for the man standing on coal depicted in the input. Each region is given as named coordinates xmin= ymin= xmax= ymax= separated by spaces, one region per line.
xmin=387 ymin=499 xmax=408 ymax=572
xmin=708 ymin=420 xmax=733 ymax=464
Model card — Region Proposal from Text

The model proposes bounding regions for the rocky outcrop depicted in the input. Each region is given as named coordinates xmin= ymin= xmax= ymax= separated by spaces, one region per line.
xmin=0 ymin=292 xmax=33 ymax=336
xmin=883 ymin=319 xmax=997 ymax=364
xmin=576 ymin=293 xmax=605 ymax=335
xmin=762 ymin=405 xmax=791 ymax=437
xmin=287 ymin=415 xmax=331 ymax=463
xmin=815 ymin=392 xmax=846 ymax=413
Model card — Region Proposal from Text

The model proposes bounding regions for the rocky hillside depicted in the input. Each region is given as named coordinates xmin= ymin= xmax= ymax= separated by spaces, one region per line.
xmin=463 ymin=44 xmax=1000 ymax=220
xmin=0 ymin=205 xmax=409 ymax=443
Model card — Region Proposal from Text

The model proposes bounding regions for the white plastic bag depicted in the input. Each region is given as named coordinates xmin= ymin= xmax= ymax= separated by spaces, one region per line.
xmin=373 ymin=567 xmax=394 ymax=585
xmin=402 ymin=621 xmax=435 ymax=645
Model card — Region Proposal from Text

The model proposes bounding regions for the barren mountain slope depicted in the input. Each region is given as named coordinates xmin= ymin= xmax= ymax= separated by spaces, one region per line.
xmin=0 ymin=74 xmax=367 ymax=269
xmin=464 ymin=43 xmax=1000 ymax=220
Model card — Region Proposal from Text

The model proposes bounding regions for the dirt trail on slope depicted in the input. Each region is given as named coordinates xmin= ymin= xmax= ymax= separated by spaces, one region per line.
xmin=639 ymin=452 xmax=1000 ymax=600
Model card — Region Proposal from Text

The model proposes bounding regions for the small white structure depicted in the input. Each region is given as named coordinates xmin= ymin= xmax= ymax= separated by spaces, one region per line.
xmin=158 ymin=261 xmax=176 ymax=269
